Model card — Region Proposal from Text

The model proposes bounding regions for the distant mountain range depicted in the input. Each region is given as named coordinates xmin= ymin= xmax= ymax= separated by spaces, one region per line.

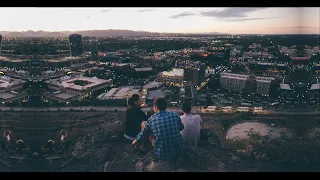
xmin=0 ymin=30 xmax=230 ymax=37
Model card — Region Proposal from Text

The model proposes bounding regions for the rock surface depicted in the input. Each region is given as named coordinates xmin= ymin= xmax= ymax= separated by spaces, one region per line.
xmin=0 ymin=112 xmax=276 ymax=172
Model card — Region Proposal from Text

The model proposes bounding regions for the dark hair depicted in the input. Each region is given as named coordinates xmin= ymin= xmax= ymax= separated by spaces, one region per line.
xmin=153 ymin=98 xmax=167 ymax=111
xmin=127 ymin=94 xmax=140 ymax=107
xmin=181 ymin=102 xmax=192 ymax=113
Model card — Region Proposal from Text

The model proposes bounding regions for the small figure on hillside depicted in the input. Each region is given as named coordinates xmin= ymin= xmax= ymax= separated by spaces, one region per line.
xmin=22 ymin=145 xmax=32 ymax=156
xmin=15 ymin=139 xmax=25 ymax=153
xmin=41 ymin=140 xmax=56 ymax=154
xmin=245 ymin=144 xmax=253 ymax=152
xmin=60 ymin=130 xmax=70 ymax=151
xmin=2 ymin=130 xmax=11 ymax=151
xmin=32 ymin=152 xmax=39 ymax=160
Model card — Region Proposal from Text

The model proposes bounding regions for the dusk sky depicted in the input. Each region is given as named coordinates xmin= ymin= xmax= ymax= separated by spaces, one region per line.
xmin=0 ymin=7 xmax=319 ymax=34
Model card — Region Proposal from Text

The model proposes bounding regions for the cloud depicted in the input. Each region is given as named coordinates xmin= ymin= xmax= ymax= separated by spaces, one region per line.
xmin=170 ymin=8 xmax=272 ymax=22
xmin=101 ymin=9 xmax=110 ymax=13
xmin=137 ymin=9 xmax=156 ymax=12
xmin=170 ymin=11 xmax=197 ymax=19
xmin=200 ymin=8 xmax=268 ymax=18
xmin=268 ymin=26 xmax=319 ymax=29
xmin=223 ymin=17 xmax=280 ymax=22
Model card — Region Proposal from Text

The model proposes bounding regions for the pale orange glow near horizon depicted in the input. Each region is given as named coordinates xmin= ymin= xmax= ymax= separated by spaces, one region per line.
xmin=0 ymin=7 xmax=319 ymax=34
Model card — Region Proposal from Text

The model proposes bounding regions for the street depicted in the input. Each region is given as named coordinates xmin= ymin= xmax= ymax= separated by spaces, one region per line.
xmin=0 ymin=106 xmax=319 ymax=115
xmin=0 ymin=106 xmax=202 ymax=113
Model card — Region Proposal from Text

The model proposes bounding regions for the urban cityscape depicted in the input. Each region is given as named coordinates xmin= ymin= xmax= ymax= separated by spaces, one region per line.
xmin=0 ymin=7 xmax=320 ymax=172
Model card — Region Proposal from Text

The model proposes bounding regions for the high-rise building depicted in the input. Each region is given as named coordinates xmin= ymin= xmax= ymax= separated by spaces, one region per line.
xmin=183 ymin=61 xmax=205 ymax=86
xmin=0 ymin=35 xmax=2 ymax=55
xmin=68 ymin=34 xmax=84 ymax=57
xmin=90 ymin=39 xmax=99 ymax=61
xmin=195 ymin=61 xmax=205 ymax=80
xmin=184 ymin=66 xmax=199 ymax=86
xmin=183 ymin=85 xmax=196 ymax=105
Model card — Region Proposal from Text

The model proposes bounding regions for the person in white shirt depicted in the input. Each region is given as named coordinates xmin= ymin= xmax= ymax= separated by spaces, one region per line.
xmin=3 ymin=130 xmax=11 ymax=144
xmin=2 ymin=130 xmax=11 ymax=151
xmin=180 ymin=102 xmax=203 ymax=147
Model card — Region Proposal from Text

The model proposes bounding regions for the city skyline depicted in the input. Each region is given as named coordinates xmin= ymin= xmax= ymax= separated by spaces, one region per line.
xmin=0 ymin=7 xmax=319 ymax=34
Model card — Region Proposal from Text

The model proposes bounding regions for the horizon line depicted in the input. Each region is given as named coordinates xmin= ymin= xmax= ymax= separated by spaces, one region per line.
xmin=0 ymin=30 xmax=318 ymax=36
xmin=0 ymin=29 xmax=319 ymax=35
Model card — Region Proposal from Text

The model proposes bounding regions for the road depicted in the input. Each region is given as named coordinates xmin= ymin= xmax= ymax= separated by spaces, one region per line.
xmin=0 ymin=106 xmax=203 ymax=113
xmin=0 ymin=106 xmax=319 ymax=115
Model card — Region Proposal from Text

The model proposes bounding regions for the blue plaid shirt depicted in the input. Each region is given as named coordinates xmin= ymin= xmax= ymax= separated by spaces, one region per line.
xmin=136 ymin=110 xmax=184 ymax=160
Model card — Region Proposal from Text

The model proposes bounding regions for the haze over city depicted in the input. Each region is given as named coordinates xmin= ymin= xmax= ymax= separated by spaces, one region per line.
xmin=0 ymin=7 xmax=319 ymax=34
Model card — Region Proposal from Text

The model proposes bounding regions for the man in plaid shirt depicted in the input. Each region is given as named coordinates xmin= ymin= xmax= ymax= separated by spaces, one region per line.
xmin=132 ymin=98 xmax=184 ymax=161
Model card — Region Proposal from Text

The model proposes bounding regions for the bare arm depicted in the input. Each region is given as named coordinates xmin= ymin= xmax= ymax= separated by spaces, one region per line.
xmin=134 ymin=120 xmax=151 ymax=144
xmin=200 ymin=116 xmax=203 ymax=129
xmin=178 ymin=115 xmax=184 ymax=131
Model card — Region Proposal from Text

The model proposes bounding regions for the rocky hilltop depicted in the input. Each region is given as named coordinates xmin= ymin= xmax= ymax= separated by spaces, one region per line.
xmin=0 ymin=112 xmax=278 ymax=172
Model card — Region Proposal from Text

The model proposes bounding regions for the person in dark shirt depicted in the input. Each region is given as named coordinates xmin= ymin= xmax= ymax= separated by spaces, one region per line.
xmin=124 ymin=94 xmax=148 ymax=141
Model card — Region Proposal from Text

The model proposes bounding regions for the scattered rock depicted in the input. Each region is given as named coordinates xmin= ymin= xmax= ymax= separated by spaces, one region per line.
xmin=216 ymin=161 xmax=227 ymax=172
xmin=135 ymin=151 xmax=176 ymax=172
xmin=231 ymin=154 xmax=242 ymax=162
xmin=171 ymin=168 xmax=187 ymax=172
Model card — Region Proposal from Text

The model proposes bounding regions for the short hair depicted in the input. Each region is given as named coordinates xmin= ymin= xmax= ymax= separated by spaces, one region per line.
xmin=181 ymin=102 xmax=192 ymax=113
xmin=127 ymin=94 xmax=140 ymax=107
xmin=153 ymin=98 xmax=167 ymax=111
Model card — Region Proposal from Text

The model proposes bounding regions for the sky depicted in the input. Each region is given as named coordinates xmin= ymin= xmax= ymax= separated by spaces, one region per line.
xmin=0 ymin=7 xmax=319 ymax=34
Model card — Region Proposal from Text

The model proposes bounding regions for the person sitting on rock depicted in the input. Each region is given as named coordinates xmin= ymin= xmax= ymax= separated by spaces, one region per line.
xmin=132 ymin=98 xmax=184 ymax=161
xmin=41 ymin=140 xmax=56 ymax=154
xmin=124 ymin=94 xmax=148 ymax=142
xmin=3 ymin=130 xmax=11 ymax=144
xmin=60 ymin=130 xmax=70 ymax=150
xmin=15 ymin=139 xmax=25 ymax=153
xmin=22 ymin=145 xmax=32 ymax=155
xmin=2 ymin=130 xmax=11 ymax=151
xmin=180 ymin=102 xmax=203 ymax=147
xmin=32 ymin=152 xmax=39 ymax=161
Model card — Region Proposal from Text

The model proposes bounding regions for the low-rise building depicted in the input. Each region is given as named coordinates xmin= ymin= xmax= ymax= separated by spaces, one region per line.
xmin=157 ymin=68 xmax=184 ymax=86
xmin=42 ymin=56 xmax=87 ymax=70
xmin=146 ymin=90 xmax=165 ymax=106
xmin=143 ymin=82 xmax=162 ymax=90
xmin=220 ymin=72 xmax=274 ymax=95
xmin=0 ymin=76 xmax=25 ymax=103
xmin=97 ymin=87 xmax=142 ymax=106
xmin=46 ymin=75 xmax=112 ymax=102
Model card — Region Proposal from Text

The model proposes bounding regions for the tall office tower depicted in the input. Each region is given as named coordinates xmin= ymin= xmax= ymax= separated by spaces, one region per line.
xmin=0 ymin=35 xmax=2 ymax=55
xmin=194 ymin=61 xmax=205 ymax=80
xmin=184 ymin=85 xmax=196 ymax=105
xmin=90 ymin=39 xmax=99 ymax=61
xmin=69 ymin=34 xmax=84 ymax=56
xmin=184 ymin=66 xmax=199 ymax=86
